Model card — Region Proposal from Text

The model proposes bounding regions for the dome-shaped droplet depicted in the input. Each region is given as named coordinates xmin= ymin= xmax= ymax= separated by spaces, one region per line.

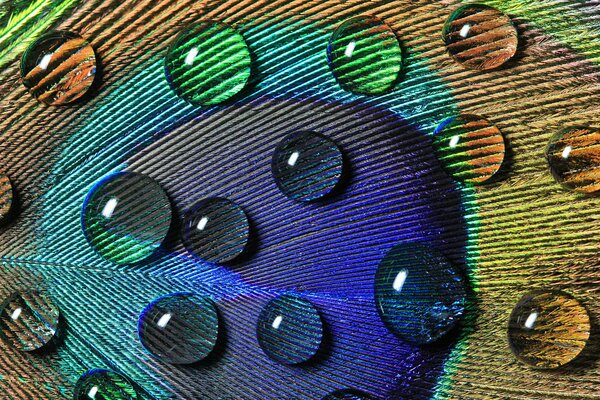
xmin=256 ymin=295 xmax=323 ymax=365
xmin=182 ymin=197 xmax=249 ymax=264
xmin=272 ymin=131 xmax=344 ymax=201
xmin=0 ymin=172 xmax=13 ymax=224
xmin=164 ymin=21 xmax=251 ymax=106
xmin=375 ymin=244 xmax=466 ymax=345
xmin=82 ymin=172 xmax=173 ymax=265
xmin=138 ymin=293 xmax=219 ymax=365
xmin=73 ymin=369 xmax=139 ymax=400
xmin=443 ymin=4 xmax=518 ymax=70
xmin=545 ymin=127 xmax=600 ymax=194
xmin=432 ymin=114 xmax=505 ymax=184
xmin=0 ymin=291 xmax=60 ymax=352
xmin=322 ymin=389 xmax=372 ymax=400
xmin=20 ymin=31 xmax=97 ymax=105
xmin=327 ymin=15 xmax=402 ymax=95
xmin=508 ymin=290 xmax=590 ymax=369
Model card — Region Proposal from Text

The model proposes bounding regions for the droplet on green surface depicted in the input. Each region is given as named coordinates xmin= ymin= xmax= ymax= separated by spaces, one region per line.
xmin=73 ymin=369 xmax=139 ymax=400
xmin=432 ymin=114 xmax=505 ymax=184
xmin=327 ymin=15 xmax=402 ymax=95
xmin=164 ymin=21 xmax=252 ymax=106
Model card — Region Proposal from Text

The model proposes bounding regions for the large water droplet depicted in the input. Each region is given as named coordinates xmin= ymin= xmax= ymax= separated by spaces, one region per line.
xmin=82 ymin=172 xmax=173 ymax=265
xmin=374 ymin=244 xmax=467 ymax=345
xmin=545 ymin=127 xmax=600 ymax=194
xmin=256 ymin=295 xmax=323 ymax=365
xmin=327 ymin=15 xmax=402 ymax=95
xmin=443 ymin=4 xmax=518 ymax=70
xmin=73 ymin=369 xmax=139 ymax=400
xmin=272 ymin=131 xmax=344 ymax=202
xmin=138 ymin=293 xmax=219 ymax=365
xmin=322 ymin=389 xmax=372 ymax=400
xmin=182 ymin=197 xmax=249 ymax=264
xmin=508 ymin=290 xmax=590 ymax=369
xmin=164 ymin=21 xmax=251 ymax=106
xmin=0 ymin=172 xmax=13 ymax=224
xmin=432 ymin=114 xmax=505 ymax=184
xmin=20 ymin=31 xmax=97 ymax=105
xmin=0 ymin=291 xmax=60 ymax=352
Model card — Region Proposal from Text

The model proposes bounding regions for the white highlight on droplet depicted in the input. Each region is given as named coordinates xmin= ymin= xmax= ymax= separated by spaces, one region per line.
xmin=87 ymin=386 xmax=99 ymax=399
xmin=185 ymin=47 xmax=199 ymax=66
xmin=272 ymin=315 xmax=283 ymax=329
xmin=345 ymin=41 xmax=356 ymax=58
xmin=449 ymin=135 xmax=460 ymax=148
xmin=287 ymin=151 xmax=300 ymax=167
xmin=459 ymin=24 xmax=471 ymax=38
xmin=197 ymin=217 xmax=209 ymax=231
xmin=101 ymin=198 xmax=119 ymax=219
xmin=10 ymin=308 xmax=22 ymax=321
xmin=524 ymin=311 xmax=538 ymax=329
xmin=157 ymin=313 xmax=172 ymax=328
xmin=562 ymin=145 xmax=572 ymax=159
xmin=39 ymin=54 xmax=53 ymax=70
xmin=392 ymin=269 xmax=408 ymax=292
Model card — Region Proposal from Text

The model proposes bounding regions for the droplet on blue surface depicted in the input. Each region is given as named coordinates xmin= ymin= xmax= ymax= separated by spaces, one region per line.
xmin=0 ymin=291 xmax=60 ymax=352
xmin=508 ymin=290 xmax=590 ymax=369
xmin=21 ymin=31 xmax=97 ymax=105
xmin=327 ymin=15 xmax=402 ymax=95
xmin=374 ymin=244 xmax=467 ymax=345
xmin=272 ymin=131 xmax=344 ymax=202
xmin=182 ymin=197 xmax=250 ymax=264
xmin=73 ymin=369 xmax=139 ymax=400
xmin=138 ymin=293 xmax=220 ymax=365
xmin=256 ymin=295 xmax=323 ymax=365
xmin=164 ymin=21 xmax=252 ymax=106
xmin=81 ymin=172 xmax=173 ymax=265
xmin=322 ymin=389 xmax=372 ymax=400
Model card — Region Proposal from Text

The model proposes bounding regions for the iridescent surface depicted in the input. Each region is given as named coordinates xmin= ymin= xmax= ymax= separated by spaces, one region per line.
xmin=0 ymin=291 xmax=59 ymax=352
xmin=256 ymin=295 xmax=323 ymax=365
xmin=322 ymin=389 xmax=372 ymax=400
xmin=81 ymin=172 xmax=172 ymax=264
xmin=508 ymin=290 xmax=590 ymax=369
xmin=20 ymin=30 xmax=96 ymax=105
xmin=443 ymin=4 xmax=518 ymax=70
xmin=0 ymin=172 xmax=12 ymax=223
xmin=138 ymin=293 xmax=219 ymax=364
xmin=0 ymin=0 xmax=30 ymax=27
xmin=73 ymin=369 xmax=139 ymax=400
xmin=164 ymin=21 xmax=251 ymax=106
xmin=327 ymin=15 xmax=402 ymax=95
xmin=271 ymin=131 xmax=344 ymax=201
xmin=545 ymin=127 xmax=600 ymax=194
xmin=432 ymin=114 xmax=505 ymax=184
xmin=375 ymin=244 xmax=467 ymax=345
xmin=182 ymin=197 xmax=249 ymax=264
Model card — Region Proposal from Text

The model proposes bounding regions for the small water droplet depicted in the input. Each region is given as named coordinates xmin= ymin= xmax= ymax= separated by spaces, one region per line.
xmin=272 ymin=131 xmax=344 ymax=201
xmin=138 ymin=293 xmax=219 ymax=365
xmin=182 ymin=197 xmax=249 ymax=264
xmin=432 ymin=114 xmax=505 ymax=184
xmin=73 ymin=369 xmax=139 ymax=400
xmin=327 ymin=15 xmax=402 ymax=95
xmin=256 ymin=295 xmax=323 ymax=365
xmin=0 ymin=291 xmax=60 ymax=352
xmin=322 ymin=389 xmax=372 ymax=400
xmin=82 ymin=172 xmax=173 ymax=265
xmin=545 ymin=127 xmax=600 ymax=194
xmin=443 ymin=4 xmax=518 ymax=70
xmin=20 ymin=31 xmax=97 ymax=105
xmin=508 ymin=290 xmax=590 ymax=369
xmin=375 ymin=244 xmax=466 ymax=345
xmin=164 ymin=21 xmax=252 ymax=106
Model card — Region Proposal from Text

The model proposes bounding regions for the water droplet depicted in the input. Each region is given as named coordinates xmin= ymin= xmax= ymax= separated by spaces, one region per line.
xmin=82 ymin=172 xmax=173 ymax=265
xmin=256 ymin=295 xmax=323 ymax=365
xmin=322 ymin=389 xmax=372 ymax=400
xmin=327 ymin=15 xmax=402 ymax=95
xmin=164 ymin=21 xmax=252 ymax=106
xmin=432 ymin=114 xmax=505 ymax=184
xmin=374 ymin=244 xmax=466 ymax=345
xmin=443 ymin=4 xmax=518 ymax=70
xmin=182 ymin=197 xmax=249 ymax=264
xmin=0 ymin=291 xmax=60 ymax=352
xmin=272 ymin=131 xmax=344 ymax=202
xmin=73 ymin=369 xmax=139 ymax=400
xmin=20 ymin=31 xmax=97 ymax=105
xmin=545 ymin=127 xmax=600 ymax=194
xmin=508 ymin=290 xmax=590 ymax=369
xmin=138 ymin=293 xmax=219 ymax=365
xmin=0 ymin=172 xmax=13 ymax=223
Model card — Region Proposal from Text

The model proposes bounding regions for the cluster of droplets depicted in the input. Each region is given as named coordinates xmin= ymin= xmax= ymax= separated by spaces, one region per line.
xmin=0 ymin=2 xmax=596 ymax=399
